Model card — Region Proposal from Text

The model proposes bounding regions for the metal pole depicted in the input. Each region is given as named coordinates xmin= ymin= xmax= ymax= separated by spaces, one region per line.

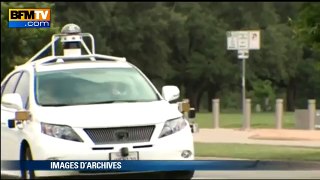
xmin=275 ymin=99 xmax=283 ymax=129
xmin=242 ymin=58 xmax=246 ymax=130
xmin=213 ymin=99 xmax=220 ymax=129
xmin=308 ymin=99 xmax=316 ymax=130
xmin=245 ymin=99 xmax=251 ymax=129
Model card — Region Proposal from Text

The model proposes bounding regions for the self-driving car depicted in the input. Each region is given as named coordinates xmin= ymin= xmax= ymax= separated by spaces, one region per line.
xmin=1 ymin=24 xmax=196 ymax=179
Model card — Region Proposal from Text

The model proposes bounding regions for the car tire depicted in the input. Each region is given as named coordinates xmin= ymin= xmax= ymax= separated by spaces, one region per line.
xmin=21 ymin=147 xmax=36 ymax=179
xmin=165 ymin=170 xmax=195 ymax=179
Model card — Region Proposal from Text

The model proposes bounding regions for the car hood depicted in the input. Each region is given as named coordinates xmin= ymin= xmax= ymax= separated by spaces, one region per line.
xmin=34 ymin=100 xmax=181 ymax=128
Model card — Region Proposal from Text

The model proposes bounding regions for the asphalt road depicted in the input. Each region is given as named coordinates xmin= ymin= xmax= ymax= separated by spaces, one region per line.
xmin=2 ymin=160 xmax=320 ymax=179
xmin=193 ymin=170 xmax=320 ymax=179
xmin=2 ymin=171 xmax=320 ymax=179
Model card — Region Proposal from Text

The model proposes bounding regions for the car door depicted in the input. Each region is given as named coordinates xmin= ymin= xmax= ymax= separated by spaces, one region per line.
xmin=1 ymin=71 xmax=22 ymax=161
xmin=9 ymin=71 xmax=31 ymax=161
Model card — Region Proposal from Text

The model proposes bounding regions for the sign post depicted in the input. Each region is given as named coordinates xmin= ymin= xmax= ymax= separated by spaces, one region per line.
xmin=227 ymin=30 xmax=260 ymax=130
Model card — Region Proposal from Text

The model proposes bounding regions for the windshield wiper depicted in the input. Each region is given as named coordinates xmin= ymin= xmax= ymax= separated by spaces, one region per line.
xmin=82 ymin=99 xmax=157 ymax=105
xmin=94 ymin=100 xmax=136 ymax=104
xmin=91 ymin=100 xmax=153 ymax=104
xmin=40 ymin=104 xmax=70 ymax=107
xmin=41 ymin=100 xmax=157 ymax=106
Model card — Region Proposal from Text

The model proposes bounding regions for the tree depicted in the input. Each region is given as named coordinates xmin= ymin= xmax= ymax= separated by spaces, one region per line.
xmin=54 ymin=2 xmax=173 ymax=90
xmin=2 ymin=2 xmax=318 ymax=111
xmin=295 ymin=3 xmax=320 ymax=51
xmin=292 ymin=2 xmax=320 ymax=108
xmin=1 ymin=2 xmax=59 ymax=80
xmin=164 ymin=2 xmax=236 ymax=111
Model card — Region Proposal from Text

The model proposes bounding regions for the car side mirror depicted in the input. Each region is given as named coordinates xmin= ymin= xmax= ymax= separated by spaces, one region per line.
xmin=162 ymin=86 xmax=180 ymax=102
xmin=1 ymin=93 xmax=24 ymax=110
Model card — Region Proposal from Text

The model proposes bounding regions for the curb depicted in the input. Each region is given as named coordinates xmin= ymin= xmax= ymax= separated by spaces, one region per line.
xmin=193 ymin=141 xmax=320 ymax=148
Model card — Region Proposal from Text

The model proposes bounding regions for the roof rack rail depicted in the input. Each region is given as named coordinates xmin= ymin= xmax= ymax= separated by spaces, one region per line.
xmin=25 ymin=23 xmax=126 ymax=65
xmin=32 ymin=54 xmax=127 ymax=66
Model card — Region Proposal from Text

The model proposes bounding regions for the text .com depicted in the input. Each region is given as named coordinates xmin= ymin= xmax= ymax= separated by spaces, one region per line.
xmin=25 ymin=21 xmax=50 ymax=27
xmin=8 ymin=21 xmax=51 ymax=28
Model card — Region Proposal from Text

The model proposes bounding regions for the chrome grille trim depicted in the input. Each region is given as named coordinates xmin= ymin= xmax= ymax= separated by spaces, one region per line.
xmin=84 ymin=125 xmax=155 ymax=145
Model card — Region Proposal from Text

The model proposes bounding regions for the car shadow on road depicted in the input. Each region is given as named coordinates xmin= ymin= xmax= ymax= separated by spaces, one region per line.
xmin=2 ymin=172 xmax=168 ymax=180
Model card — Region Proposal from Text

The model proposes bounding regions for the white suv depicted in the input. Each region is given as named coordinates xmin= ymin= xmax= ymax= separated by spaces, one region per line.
xmin=1 ymin=24 xmax=195 ymax=179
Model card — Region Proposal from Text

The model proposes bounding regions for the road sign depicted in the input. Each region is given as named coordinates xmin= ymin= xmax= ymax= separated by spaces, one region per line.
xmin=237 ymin=32 xmax=249 ymax=50
xmin=226 ymin=31 xmax=238 ymax=50
xmin=248 ymin=31 xmax=260 ymax=49
xmin=238 ymin=50 xmax=249 ymax=59
xmin=227 ymin=31 xmax=238 ymax=50
xmin=227 ymin=30 xmax=260 ymax=50
xmin=226 ymin=30 xmax=261 ymax=131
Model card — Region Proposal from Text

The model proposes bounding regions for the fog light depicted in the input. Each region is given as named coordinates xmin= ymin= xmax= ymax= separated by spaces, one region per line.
xmin=181 ymin=150 xmax=192 ymax=158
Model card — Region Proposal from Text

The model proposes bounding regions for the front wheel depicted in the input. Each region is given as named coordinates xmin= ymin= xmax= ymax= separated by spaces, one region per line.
xmin=21 ymin=147 xmax=36 ymax=179
xmin=164 ymin=170 xmax=195 ymax=179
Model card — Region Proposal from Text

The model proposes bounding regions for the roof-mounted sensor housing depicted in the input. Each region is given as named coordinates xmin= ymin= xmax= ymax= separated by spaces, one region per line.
xmin=23 ymin=23 xmax=126 ymax=66
xmin=60 ymin=24 xmax=83 ymax=56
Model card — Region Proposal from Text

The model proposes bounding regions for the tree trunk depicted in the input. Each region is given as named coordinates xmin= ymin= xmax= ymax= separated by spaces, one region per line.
xmin=185 ymin=81 xmax=207 ymax=111
xmin=196 ymin=90 xmax=205 ymax=112
xmin=185 ymin=83 xmax=194 ymax=106
xmin=207 ymin=90 xmax=213 ymax=112
xmin=286 ymin=79 xmax=296 ymax=111
xmin=207 ymin=85 xmax=219 ymax=112
xmin=190 ymin=92 xmax=198 ymax=111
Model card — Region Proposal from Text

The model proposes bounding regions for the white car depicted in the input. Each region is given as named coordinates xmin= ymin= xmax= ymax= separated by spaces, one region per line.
xmin=1 ymin=24 xmax=195 ymax=179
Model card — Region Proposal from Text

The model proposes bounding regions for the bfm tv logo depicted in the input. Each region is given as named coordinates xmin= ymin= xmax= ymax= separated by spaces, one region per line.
xmin=8 ymin=8 xmax=51 ymax=28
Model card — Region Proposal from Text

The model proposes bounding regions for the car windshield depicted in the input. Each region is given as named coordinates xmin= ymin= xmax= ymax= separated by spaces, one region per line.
xmin=35 ymin=67 xmax=160 ymax=106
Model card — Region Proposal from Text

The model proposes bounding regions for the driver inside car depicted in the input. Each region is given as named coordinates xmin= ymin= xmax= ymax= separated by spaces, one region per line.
xmin=37 ymin=81 xmax=61 ymax=105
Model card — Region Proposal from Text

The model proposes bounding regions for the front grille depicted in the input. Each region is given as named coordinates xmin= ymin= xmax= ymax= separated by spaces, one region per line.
xmin=84 ymin=126 xmax=155 ymax=145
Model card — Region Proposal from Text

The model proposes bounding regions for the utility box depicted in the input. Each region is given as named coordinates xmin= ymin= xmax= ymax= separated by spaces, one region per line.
xmin=316 ymin=110 xmax=320 ymax=129
xmin=295 ymin=109 xmax=320 ymax=130
xmin=295 ymin=109 xmax=309 ymax=129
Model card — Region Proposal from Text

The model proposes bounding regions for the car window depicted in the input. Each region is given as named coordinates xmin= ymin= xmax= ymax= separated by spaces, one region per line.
xmin=1 ymin=72 xmax=22 ymax=97
xmin=35 ymin=67 xmax=160 ymax=106
xmin=14 ymin=72 xmax=30 ymax=109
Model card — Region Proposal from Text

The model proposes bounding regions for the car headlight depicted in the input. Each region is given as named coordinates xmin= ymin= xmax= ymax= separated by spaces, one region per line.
xmin=41 ymin=122 xmax=83 ymax=142
xmin=159 ymin=117 xmax=187 ymax=138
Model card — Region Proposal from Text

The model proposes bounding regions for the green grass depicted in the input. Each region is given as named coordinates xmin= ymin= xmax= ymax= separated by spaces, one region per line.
xmin=196 ymin=112 xmax=295 ymax=129
xmin=195 ymin=143 xmax=320 ymax=161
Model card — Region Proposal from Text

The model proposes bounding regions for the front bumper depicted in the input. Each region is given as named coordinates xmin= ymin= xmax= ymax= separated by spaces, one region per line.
xmin=31 ymin=126 xmax=194 ymax=177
